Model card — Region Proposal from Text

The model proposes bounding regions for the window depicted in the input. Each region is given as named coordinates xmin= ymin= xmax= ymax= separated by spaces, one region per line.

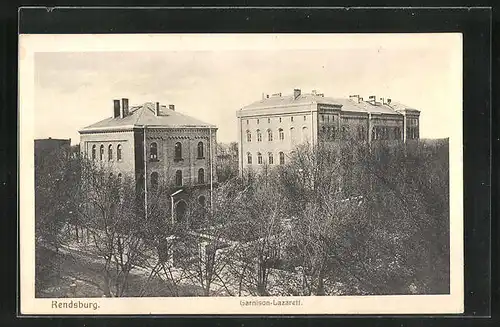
xmin=117 ymin=144 xmax=122 ymax=161
xmin=91 ymin=145 xmax=96 ymax=160
xmin=175 ymin=170 xmax=183 ymax=186
xmin=247 ymin=152 xmax=252 ymax=164
xmin=151 ymin=172 xmax=159 ymax=189
xmin=257 ymin=119 xmax=260 ymax=124
xmin=372 ymin=127 xmax=377 ymax=140
xmin=197 ymin=168 xmax=205 ymax=184
xmin=304 ymin=115 xmax=307 ymax=121
xmin=246 ymin=119 xmax=249 ymax=125
xmin=290 ymin=127 xmax=296 ymax=142
xmin=268 ymin=118 xmax=271 ymax=123
xmin=117 ymin=173 xmax=122 ymax=183
xmin=302 ymin=126 xmax=309 ymax=142
xmin=267 ymin=129 xmax=273 ymax=141
xmin=291 ymin=116 xmax=294 ymax=122
xmin=257 ymin=152 xmax=263 ymax=165
xmin=321 ymin=114 xmax=324 ymax=122
xmin=197 ymin=141 xmax=204 ymax=158
xmin=279 ymin=128 xmax=284 ymax=141
xmin=108 ymin=145 xmax=113 ymax=161
xmin=257 ymin=129 xmax=262 ymax=142
xmin=326 ymin=115 xmax=330 ymax=123
xmin=174 ymin=142 xmax=182 ymax=160
xmin=268 ymin=152 xmax=274 ymax=165
xmin=279 ymin=152 xmax=285 ymax=165
xmin=341 ymin=126 xmax=348 ymax=140
xmin=150 ymin=142 xmax=158 ymax=161
xmin=100 ymin=145 xmax=104 ymax=161
xmin=246 ymin=130 xmax=252 ymax=142
xmin=279 ymin=117 xmax=282 ymax=123
xmin=198 ymin=196 xmax=206 ymax=206
xmin=327 ymin=127 xmax=331 ymax=140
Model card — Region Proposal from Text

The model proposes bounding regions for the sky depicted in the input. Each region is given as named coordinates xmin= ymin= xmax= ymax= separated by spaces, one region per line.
xmin=33 ymin=34 xmax=462 ymax=144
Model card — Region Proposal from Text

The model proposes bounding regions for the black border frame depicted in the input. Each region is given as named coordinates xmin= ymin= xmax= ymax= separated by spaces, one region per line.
xmin=3 ymin=5 xmax=493 ymax=326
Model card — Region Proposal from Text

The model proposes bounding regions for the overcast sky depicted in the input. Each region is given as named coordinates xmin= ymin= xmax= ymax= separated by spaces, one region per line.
xmin=34 ymin=35 xmax=461 ymax=144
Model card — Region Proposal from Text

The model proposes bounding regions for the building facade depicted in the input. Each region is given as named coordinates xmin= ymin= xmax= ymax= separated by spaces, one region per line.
xmin=79 ymin=98 xmax=217 ymax=221
xmin=236 ymin=89 xmax=420 ymax=173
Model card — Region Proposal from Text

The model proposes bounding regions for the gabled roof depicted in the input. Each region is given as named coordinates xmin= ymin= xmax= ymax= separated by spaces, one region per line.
xmin=240 ymin=93 xmax=415 ymax=116
xmin=80 ymin=102 xmax=216 ymax=133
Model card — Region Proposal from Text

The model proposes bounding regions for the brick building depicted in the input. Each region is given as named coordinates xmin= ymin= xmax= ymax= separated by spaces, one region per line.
xmin=79 ymin=98 xmax=217 ymax=222
xmin=236 ymin=89 xmax=420 ymax=173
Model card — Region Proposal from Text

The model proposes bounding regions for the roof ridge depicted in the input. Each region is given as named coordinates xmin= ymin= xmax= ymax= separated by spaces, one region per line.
xmin=133 ymin=103 xmax=148 ymax=126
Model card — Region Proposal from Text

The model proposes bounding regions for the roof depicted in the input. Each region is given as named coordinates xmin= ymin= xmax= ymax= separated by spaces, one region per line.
xmin=80 ymin=102 xmax=216 ymax=132
xmin=240 ymin=93 xmax=416 ymax=116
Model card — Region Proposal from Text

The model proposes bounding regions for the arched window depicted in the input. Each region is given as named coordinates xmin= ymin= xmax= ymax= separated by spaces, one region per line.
xmin=175 ymin=170 xmax=183 ymax=186
xmin=107 ymin=145 xmax=113 ymax=161
xmin=268 ymin=152 xmax=274 ymax=165
xmin=290 ymin=127 xmax=296 ymax=142
xmin=175 ymin=200 xmax=187 ymax=223
xmin=174 ymin=142 xmax=182 ymax=160
xmin=279 ymin=152 xmax=285 ymax=165
xmin=99 ymin=145 xmax=104 ymax=161
xmin=151 ymin=172 xmax=159 ymax=188
xmin=247 ymin=152 xmax=252 ymax=164
xmin=302 ymin=126 xmax=309 ymax=142
xmin=267 ymin=129 xmax=273 ymax=141
xmin=257 ymin=119 xmax=260 ymax=124
xmin=91 ymin=145 xmax=96 ymax=160
xmin=291 ymin=116 xmax=294 ymax=122
xmin=197 ymin=141 xmax=204 ymax=158
xmin=304 ymin=115 xmax=307 ymax=121
xmin=246 ymin=130 xmax=252 ymax=142
xmin=267 ymin=118 xmax=271 ymax=123
xmin=257 ymin=129 xmax=262 ymax=142
xmin=198 ymin=168 xmax=204 ymax=184
xmin=257 ymin=152 xmax=263 ymax=164
xmin=117 ymin=144 xmax=122 ymax=161
xmin=149 ymin=142 xmax=158 ymax=161
xmin=341 ymin=126 xmax=348 ymax=140
xmin=279 ymin=128 xmax=284 ymax=141
xmin=198 ymin=196 xmax=206 ymax=206
xmin=117 ymin=173 xmax=122 ymax=183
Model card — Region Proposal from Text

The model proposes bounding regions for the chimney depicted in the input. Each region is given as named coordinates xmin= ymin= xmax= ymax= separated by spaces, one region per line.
xmin=266 ymin=94 xmax=269 ymax=98
xmin=169 ymin=104 xmax=175 ymax=111
xmin=113 ymin=99 xmax=121 ymax=118
xmin=121 ymin=98 xmax=129 ymax=117
xmin=379 ymin=97 xmax=385 ymax=105
xmin=294 ymin=88 xmax=301 ymax=99
xmin=155 ymin=102 xmax=160 ymax=116
xmin=387 ymin=98 xmax=392 ymax=105
xmin=368 ymin=95 xmax=376 ymax=104
xmin=349 ymin=94 xmax=360 ymax=103
xmin=312 ymin=90 xmax=317 ymax=95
